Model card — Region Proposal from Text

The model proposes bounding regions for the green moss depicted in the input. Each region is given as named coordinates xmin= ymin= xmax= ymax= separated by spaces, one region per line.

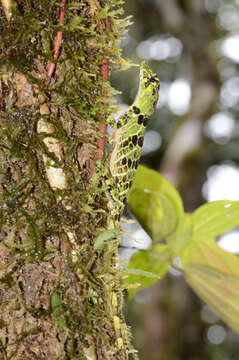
xmin=0 ymin=0 xmax=131 ymax=119
xmin=0 ymin=0 xmax=136 ymax=358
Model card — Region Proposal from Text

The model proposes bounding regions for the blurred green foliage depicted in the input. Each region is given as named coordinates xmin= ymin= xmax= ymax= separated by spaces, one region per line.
xmin=117 ymin=1 xmax=239 ymax=359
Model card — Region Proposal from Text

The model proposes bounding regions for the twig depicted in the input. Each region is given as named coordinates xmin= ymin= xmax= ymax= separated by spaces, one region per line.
xmin=1 ymin=0 xmax=13 ymax=21
xmin=47 ymin=0 xmax=66 ymax=80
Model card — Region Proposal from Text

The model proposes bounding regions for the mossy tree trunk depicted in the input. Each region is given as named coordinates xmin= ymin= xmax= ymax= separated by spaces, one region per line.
xmin=0 ymin=1 xmax=136 ymax=359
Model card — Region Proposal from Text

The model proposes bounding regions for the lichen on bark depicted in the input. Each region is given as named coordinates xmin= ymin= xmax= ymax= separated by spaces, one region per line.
xmin=0 ymin=1 xmax=136 ymax=359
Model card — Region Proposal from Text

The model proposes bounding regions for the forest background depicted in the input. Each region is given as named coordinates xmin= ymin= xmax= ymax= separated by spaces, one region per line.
xmin=120 ymin=1 xmax=239 ymax=360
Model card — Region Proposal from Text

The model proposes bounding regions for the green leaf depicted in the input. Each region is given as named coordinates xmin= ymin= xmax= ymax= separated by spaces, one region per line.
xmin=125 ymin=246 xmax=170 ymax=299
xmin=94 ymin=229 xmax=119 ymax=250
xmin=181 ymin=236 xmax=239 ymax=276
xmin=192 ymin=200 xmax=239 ymax=238
xmin=129 ymin=188 xmax=177 ymax=241
xmin=51 ymin=292 xmax=62 ymax=311
xmin=184 ymin=264 xmax=239 ymax=333
xmin=152 ymin=244 xmax=173 ymax=262
xmin=50 ymin=292 xmax=67 ymax=329
xmin=128 ymin=166 xmax=183 ymax=240
xmin=181 ymin=236 xmax=239 ymax=333
xmin=166 ymin=213 xmax=193 ymax=254
xmin=126 ymin=268 xmax=160 ymax=278
xmin=130 ymin=166 xmax=183 ymax=216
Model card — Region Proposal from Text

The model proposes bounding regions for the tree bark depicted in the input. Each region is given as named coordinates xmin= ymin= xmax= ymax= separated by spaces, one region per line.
xmin=0 ymin=1 xmax=136 ymax=359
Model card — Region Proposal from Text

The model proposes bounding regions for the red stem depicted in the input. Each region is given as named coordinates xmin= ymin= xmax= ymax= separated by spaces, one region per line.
xmin=46 ymin=2 xmax=109 ymax=180
xmin=47 ymin=0 xmax=66 ymax=80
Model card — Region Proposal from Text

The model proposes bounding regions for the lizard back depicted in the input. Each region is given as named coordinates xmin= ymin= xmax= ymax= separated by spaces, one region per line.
xmin=109 ymin=62 xmax=160 ymax=205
